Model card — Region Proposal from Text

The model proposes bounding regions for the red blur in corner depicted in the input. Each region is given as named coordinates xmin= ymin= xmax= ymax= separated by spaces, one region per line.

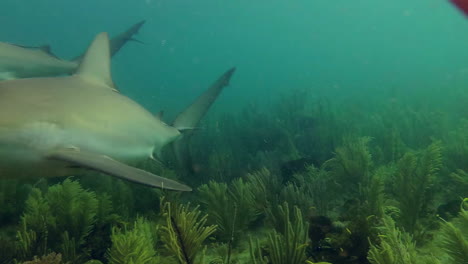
xmin=451 ymin=0 xmax=468 ymax=16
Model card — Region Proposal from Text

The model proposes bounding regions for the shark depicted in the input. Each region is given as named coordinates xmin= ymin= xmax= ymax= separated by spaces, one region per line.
xmin=0 ymin=20 xmax=145 ymax=80
xmin=0 ymin=32 xmax=235 ymax=191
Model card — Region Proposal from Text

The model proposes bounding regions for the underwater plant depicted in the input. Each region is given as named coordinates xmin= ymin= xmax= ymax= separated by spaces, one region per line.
xmin=367 ymin=216 xmax=440 ymax=264
xmin=450 ymin=169 xmax=468 ymax=198
xmin=15 ymin=178 xmax=99 ymax=263
xmin=291 ymin=165 xmax=335 ymax=216
xmin=326 ymin=136 xmax=374 ymax=196
xmin=439 ymin=199 xmax=468 ymax=264
xmin=392 ymin=141 xmax=442 ymax=238
xmin=106 ymin=217 xmax=158 ymax=264
xmin=250 ymin=202 xmax=308 ymax=264
xmin=160 ymin=201 xmax=217 ymax=264
xmin=245 ymin=168 xmax=282 ymax=212
xmin=197 ymin=178 xmax=260 ymax=244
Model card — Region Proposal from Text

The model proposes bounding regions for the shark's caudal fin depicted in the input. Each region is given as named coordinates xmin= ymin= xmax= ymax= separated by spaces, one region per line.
xmin=172 ymin=67 xmax=236 ymax=130
xmin=109 ymin=20 xmax=146 ymax=57
xmin=171 ymin=67 xmax=236 ymax=172
xmin=72 ymin=20 xmax=145 ymax=62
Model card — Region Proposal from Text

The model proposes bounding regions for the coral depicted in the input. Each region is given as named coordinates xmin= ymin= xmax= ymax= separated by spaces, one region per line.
xmin=160 ymin=201 xmax=216 ymax=264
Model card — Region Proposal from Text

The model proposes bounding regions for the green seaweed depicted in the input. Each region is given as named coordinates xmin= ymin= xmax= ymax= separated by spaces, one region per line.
xmin=251 ymin=202 xmax=308 ymax=264
xmin=15 ymin=179 xmax=99 ymax=263
xmin=439 ymin=199 xmax=468 ymax=264
xmin=392 ymin=141 xmax=442 ymax=239
xmin=367 ymin=216 xmax=439 ymax=264
xmin=198 ymin=179 xmax=259 ymax=244
xmin=160 ymin=201 xmax=216 ymax=264
xmin=106 ymin=217 xmax=158 ymax=264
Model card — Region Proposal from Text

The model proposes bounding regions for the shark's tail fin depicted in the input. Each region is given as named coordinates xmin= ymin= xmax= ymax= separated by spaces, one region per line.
xmin=172 ymin=67 xmax=236 ymax=130
xmin=72 ymin=20 xmax=146 ymax=62
xmin=171 ymin=67 xmax=236 ymax=172
xmin=108 ymin=20 xmax=146 ymax=57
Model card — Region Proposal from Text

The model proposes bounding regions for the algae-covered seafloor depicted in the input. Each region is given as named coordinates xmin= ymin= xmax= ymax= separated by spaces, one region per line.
xmin=1 ymin=0 xmax=468 ymax=264
xmin=1 ymin=87 xmax=467 ymax=264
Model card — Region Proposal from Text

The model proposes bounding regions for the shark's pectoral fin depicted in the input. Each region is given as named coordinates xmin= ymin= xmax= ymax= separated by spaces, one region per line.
xmin=46 ymin=148 xmax=192 ymax=191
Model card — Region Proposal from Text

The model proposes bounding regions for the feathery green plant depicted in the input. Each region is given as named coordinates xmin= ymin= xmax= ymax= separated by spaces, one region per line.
xmin=368 ymin=216 xmax=439 ymax=264
xmin=106 ymin=217 xmax=158 ymax=264
xmin=393 ymin=141 xmax=442 ymax=237
xmin=257 ymin=202 xmax=308 ymax=264
xmin=16 ymin=179 xmax=99 ymax=263
xmin=439 ymin=199 xmax=468 ymax=264
xmin=46 ymin=179 xmax=98 ymax=253
xmin=248 ymin=237 xmax=268 ymax=264
xmin=450 ymin=169 xmax=468 ymax=197
xmin=160 ymin=201 xmax=216 ymax=264
xmin=292 ymin=165 xmax=334 ymax=216
xmin=267 ymin=205 xmax=308 ymax=264
xmin=198 ymin=179 xmax=259 ymax=243
xmin=17 ymin=188 xmax=53 ymax=259
xmin=245 ymin=168 xmax=282 ymax=212
xmin=327 ymin=136 xmax=373 ymax=196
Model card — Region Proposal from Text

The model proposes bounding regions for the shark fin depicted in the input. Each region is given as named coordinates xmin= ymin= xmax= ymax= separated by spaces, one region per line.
xmin=172 ymin=67 xmax=236 ymax=129
xmin=71 ymin=20 xmax=145 ymax=62
xmin=171 ymin=67 xmax=236 ymax=172
xmin=47 ymin=148 xmax=192 ymax=191
xmin=38 ymin=45 xmax=61 ymax=59
xmin=75 ymin=32 xmax=115 ymax=89
xmin=109 ymin=20 xmax=146 ymax=57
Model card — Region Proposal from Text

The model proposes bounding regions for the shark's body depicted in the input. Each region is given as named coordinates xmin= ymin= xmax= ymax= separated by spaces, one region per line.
xmin=0 ymin=32 xmax=235 ymax=191
xmin=0 ymin=21 xmax=145 ymax=80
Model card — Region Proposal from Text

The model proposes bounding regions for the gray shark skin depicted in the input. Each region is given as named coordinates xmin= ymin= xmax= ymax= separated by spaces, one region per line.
xmin=0 ymin=20 xmax=145 ymax=80
xmin=0 ymin=32 xmax=234 ymax=191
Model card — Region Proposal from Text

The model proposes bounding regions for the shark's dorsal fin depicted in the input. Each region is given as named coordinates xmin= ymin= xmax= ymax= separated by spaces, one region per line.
xmin=8 ymin=43 xmax=60 ymax=59
xmin=38 ymin=45 xmax=61 ymax=59
xmin=75 ymin=32 xmax=115 ymax=89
